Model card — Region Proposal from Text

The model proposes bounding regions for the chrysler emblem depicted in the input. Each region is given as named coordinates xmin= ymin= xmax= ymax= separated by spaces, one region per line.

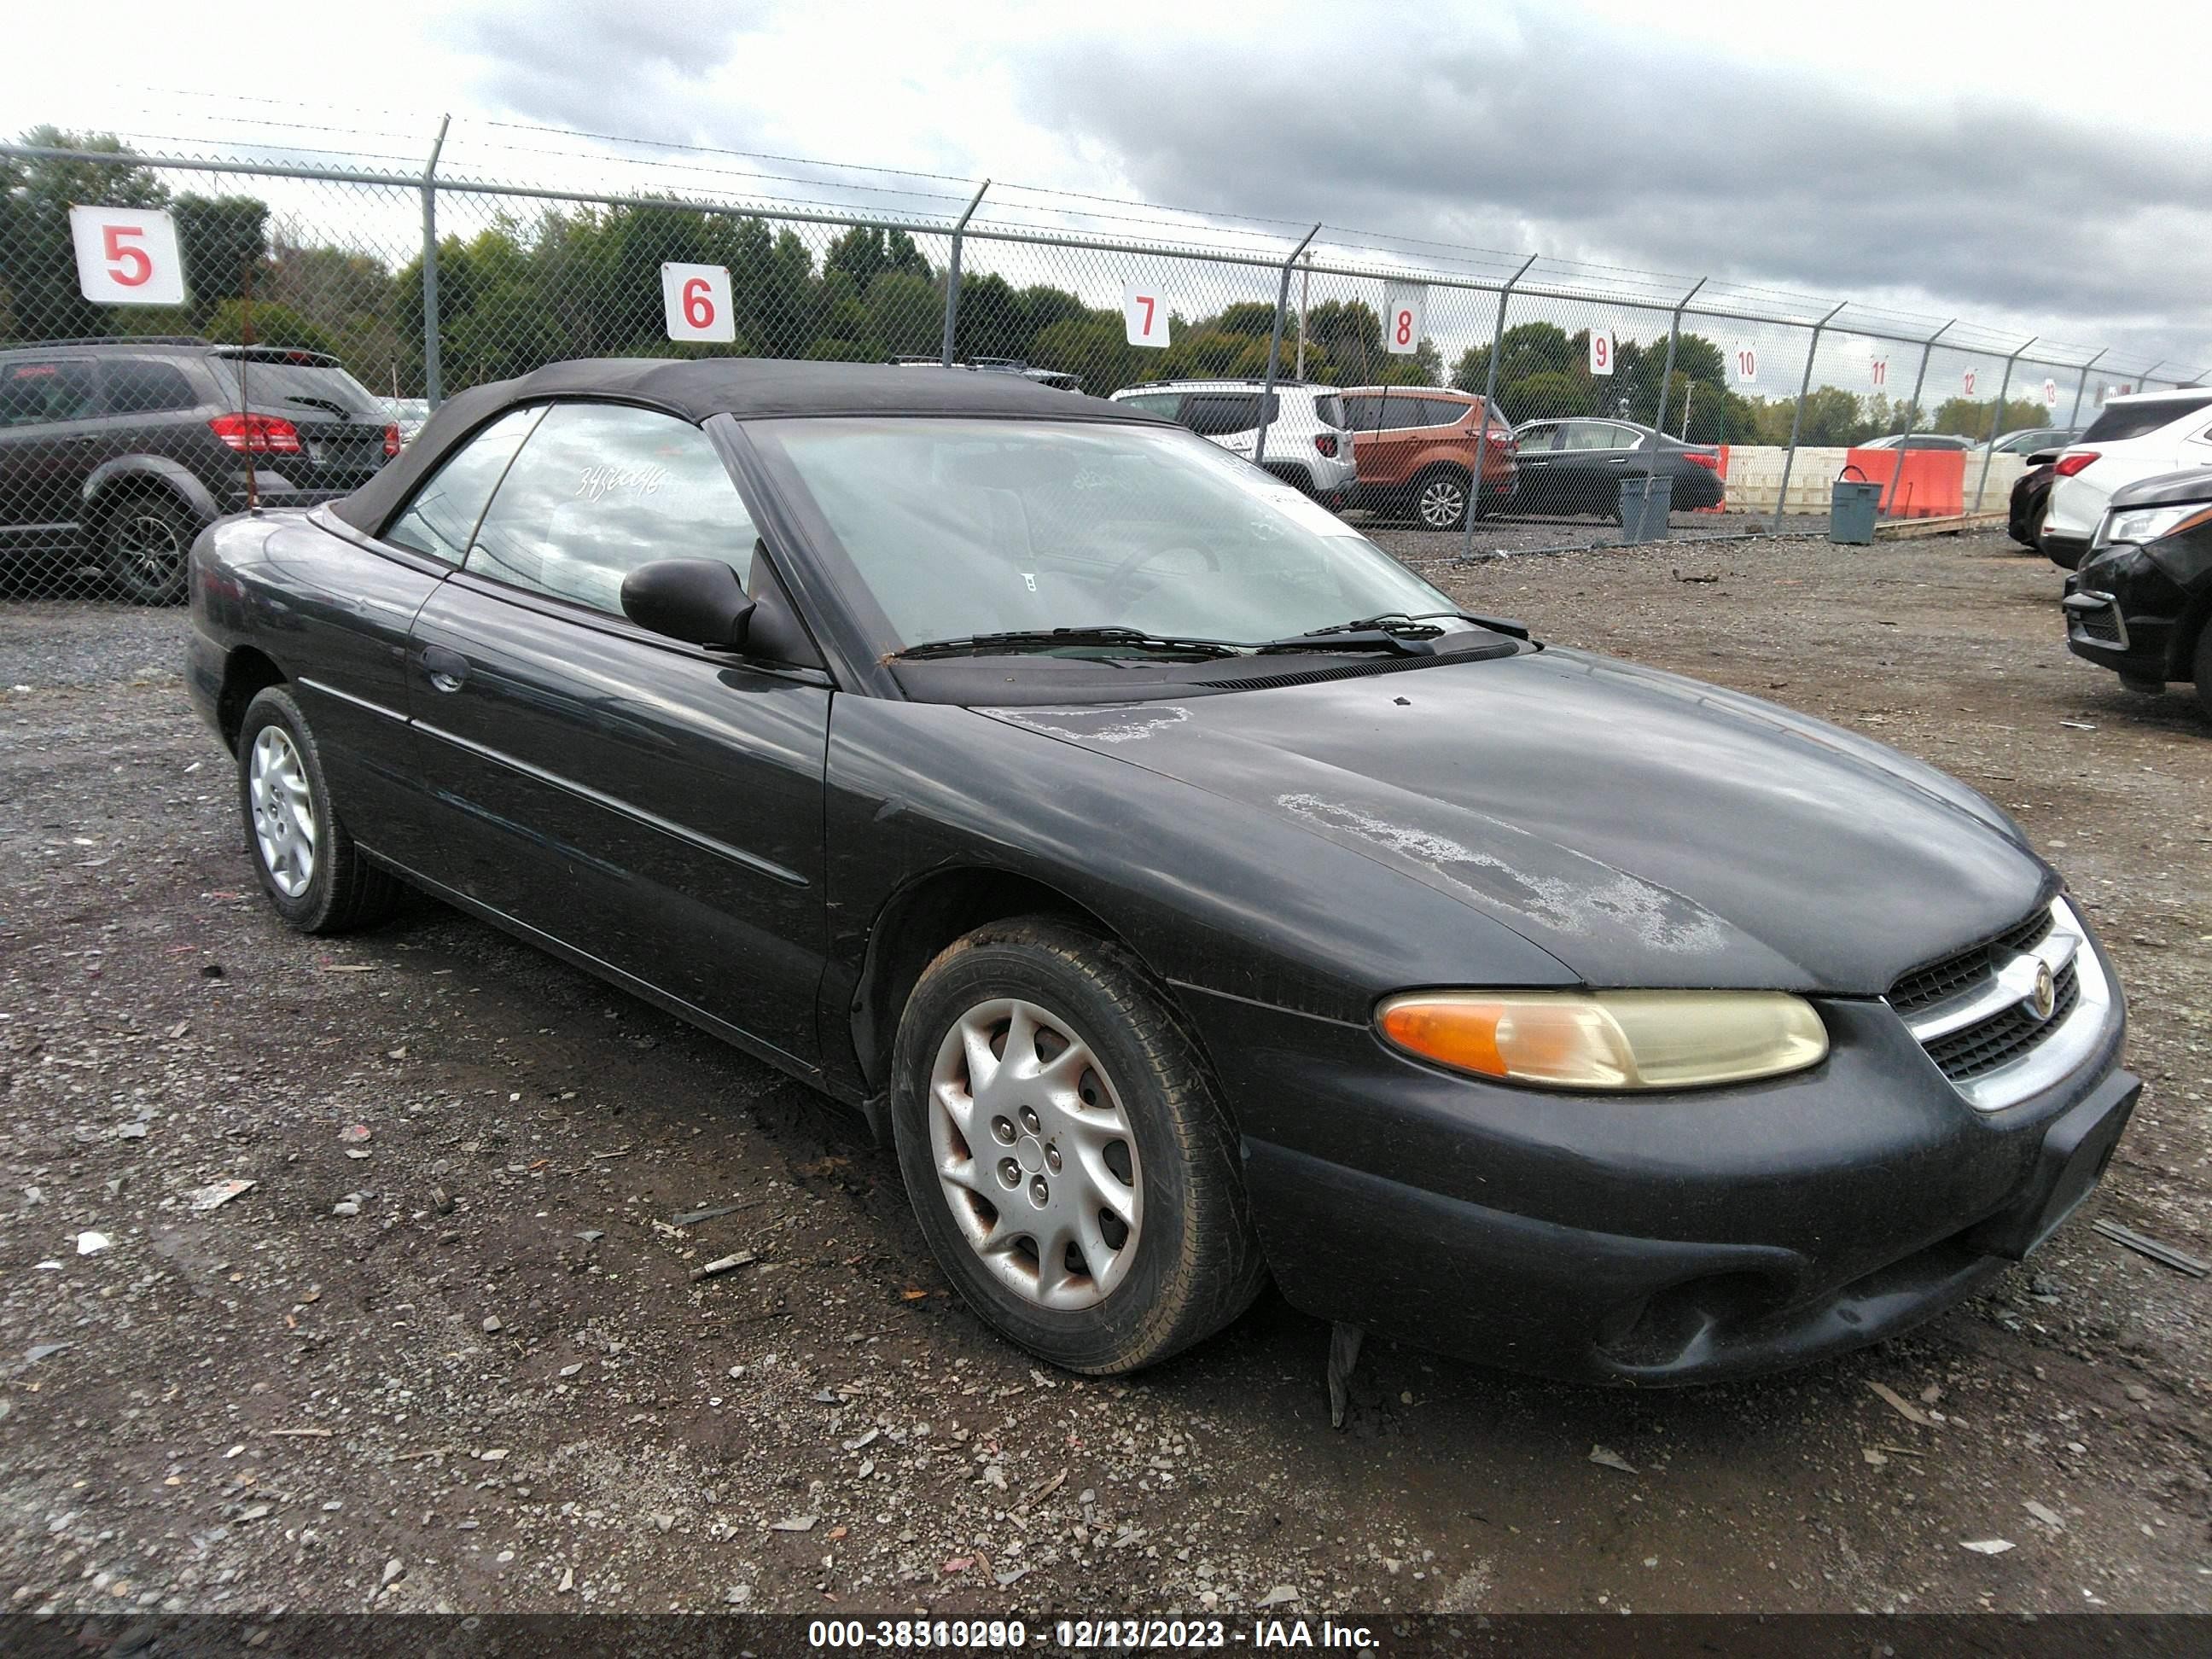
xmin=2029 ymin=962 xmax=2056 ymax=1022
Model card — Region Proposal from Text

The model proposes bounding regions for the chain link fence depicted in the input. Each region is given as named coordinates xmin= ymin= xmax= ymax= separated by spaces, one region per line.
xmin=3 ymin=131 xmax=2201 ymax=601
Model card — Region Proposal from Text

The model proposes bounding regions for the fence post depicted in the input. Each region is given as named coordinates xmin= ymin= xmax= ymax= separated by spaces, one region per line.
xmin=2069 ymin=349 xmax=2106 ymax=427
xmin=1251 ymin=223 xmax=1320 ymax=469
xmin=419 ymin=114 xmax=450 ymax=409
xmin=1632 ymin=277 xmax=1704 ymax=536
xmin=1972 ymin=335 xmax=2034 ymax=512
xmin=1458 ymin=252 xmax=1540 ymax=562
xmin=939 ymin=179 xmax=991 ymax=369
xmin=2139 ymin=358 xmax=2163 ymax=393
xmin=1884 ymin=317 xmax=1953 ymax=517
xmin=1772 ymin=300 xmax=1848 ymax=533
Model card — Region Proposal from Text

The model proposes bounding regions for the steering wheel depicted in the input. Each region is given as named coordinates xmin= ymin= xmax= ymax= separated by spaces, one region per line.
xmin=1102 ymin=543 xmax=1222 ymax=600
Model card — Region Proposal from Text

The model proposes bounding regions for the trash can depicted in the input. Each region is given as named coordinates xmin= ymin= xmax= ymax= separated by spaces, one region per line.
xmin=1830 ymin=477 xmax=1882 ymax=544
xmin=1618 ymin=474 xmax=1674 ymax=544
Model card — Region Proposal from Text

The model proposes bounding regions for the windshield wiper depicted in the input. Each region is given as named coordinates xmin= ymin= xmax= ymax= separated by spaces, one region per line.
xmin=1252 ymin=626 xmax=1436 ymax=656
xmin=894 ymin=626 xmax=1241 ymax=661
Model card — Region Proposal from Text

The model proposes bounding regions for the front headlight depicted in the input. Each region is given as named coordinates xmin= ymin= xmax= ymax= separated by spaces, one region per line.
xmin=1377 ymin=990 xmax=1829 ymax=1091
xmin=2095 ymin=501 xmax=2212 ymax=550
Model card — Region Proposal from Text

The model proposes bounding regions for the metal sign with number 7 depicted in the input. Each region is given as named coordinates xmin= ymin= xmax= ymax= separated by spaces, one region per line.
xmin=1123 ymin=282 xmax=1170 ymax=349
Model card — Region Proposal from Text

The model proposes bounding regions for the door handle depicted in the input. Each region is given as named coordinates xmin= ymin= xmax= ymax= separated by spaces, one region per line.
xmin=421 ymin=645 xmax=470 ymax=694
xmin=1606 ymin=457 xmax=1628 ymax=464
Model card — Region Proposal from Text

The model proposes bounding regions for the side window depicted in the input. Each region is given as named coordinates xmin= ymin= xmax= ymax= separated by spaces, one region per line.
xmin=1179 ymin=394 xmax=1272 ymax=435
xmin=1312 ymin=392 xmax=1345 ymax=428
xmin=1115 ymin=393 xmax=1183 ymax=419
xmin=384 ymin=406 xmax=546 ymax=564
xmin=1563 ymin=422 xmax=1618 ymax=451
xmin=466 ymin=403 xmax=755 ymax=616
xmin=101 ymin=359 xmax=201 ymax=416
xmin=0 ymin=359 xmax=97 ymax=428
xmin=1515 ymin=424 xmax=1558 ymax=452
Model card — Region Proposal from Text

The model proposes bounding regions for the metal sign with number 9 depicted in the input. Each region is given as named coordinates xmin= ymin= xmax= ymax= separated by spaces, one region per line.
xmin=1590 ymin=330 xmax=1614 ymax=377
xmin=70 ymin=207 xmax=185 ymax=306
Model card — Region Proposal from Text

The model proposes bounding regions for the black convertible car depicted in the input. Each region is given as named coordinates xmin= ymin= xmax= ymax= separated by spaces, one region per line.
xmin=189 ymin=359 xmax=2136 ymax=1385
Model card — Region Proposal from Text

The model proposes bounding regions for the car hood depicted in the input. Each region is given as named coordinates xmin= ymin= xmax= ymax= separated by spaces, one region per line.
xmin=980 ymin=648 xmax=2051 ymax=993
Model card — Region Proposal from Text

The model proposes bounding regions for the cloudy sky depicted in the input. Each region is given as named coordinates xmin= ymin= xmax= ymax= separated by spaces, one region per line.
xmin=5 ymin=0 xmax=2207 ymax=372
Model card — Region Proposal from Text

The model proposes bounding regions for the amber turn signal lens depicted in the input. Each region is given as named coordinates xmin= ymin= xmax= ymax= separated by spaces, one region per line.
xmin=1377 ymin=990 xmax=1828 ymax=1091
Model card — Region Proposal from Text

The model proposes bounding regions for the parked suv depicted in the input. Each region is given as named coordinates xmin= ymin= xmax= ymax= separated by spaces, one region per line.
xmin=2042 ymin=388 xmax=2212 ymax=570
xmin=1107 ymin=379 xmax=1356 ymax=504
xmin=0 ymin=336 xmax=398 ymax=602
xmin=1340 ymin=386 xmax=1516 ymax=530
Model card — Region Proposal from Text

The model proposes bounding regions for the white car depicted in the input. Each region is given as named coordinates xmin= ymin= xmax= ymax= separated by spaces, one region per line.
xmin=2043 ymin=388 xmax=2212 ymax=567
xmin=1109 ymin=380 xmax=1357 ymax=503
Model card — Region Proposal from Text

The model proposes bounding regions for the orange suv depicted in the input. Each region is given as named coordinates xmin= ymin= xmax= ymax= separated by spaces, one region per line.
xmin=1342 ymin=387 xmax=1516 ymax=531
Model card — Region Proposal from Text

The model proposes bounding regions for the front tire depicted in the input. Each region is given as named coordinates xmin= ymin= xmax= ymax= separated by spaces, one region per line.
xmin=236 ymin=686 xmax=399 ymax=934
xmin=890 ymin=917 xmax=1265 ymax=1374
xmin=101 ymin=493 xmax=198 ymax=605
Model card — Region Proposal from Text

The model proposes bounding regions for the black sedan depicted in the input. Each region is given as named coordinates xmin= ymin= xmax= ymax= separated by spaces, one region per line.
xmin=1507 ymin=418 xmax=1726 ymax=517
xmin=2011 ymin=449 xmax=2061 ymax=552
xmin=2063 ymin=467 xmax=2212 ymax=718
xmin=188 ymin=358 xmax=2136 ymax=1385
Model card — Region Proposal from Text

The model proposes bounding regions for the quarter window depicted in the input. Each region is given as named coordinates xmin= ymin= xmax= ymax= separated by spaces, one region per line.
xmin=383 ymin=405 xmax=546 ymax=564
xmin=1179 ymin=393 xmax=1275 ymax=436
xmin=466 ymin=403 xmax=756 ymax=615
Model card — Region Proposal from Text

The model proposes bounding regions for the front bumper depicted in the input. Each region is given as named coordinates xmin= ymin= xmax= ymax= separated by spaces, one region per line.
xmin=2063 ymin=544 xmax=2190 ymax=684
xmin=1186 ymin=949 xmax=2133 ymax=1385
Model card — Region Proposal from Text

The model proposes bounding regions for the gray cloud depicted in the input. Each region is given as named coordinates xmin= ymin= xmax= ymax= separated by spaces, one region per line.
xmin=1011 ymin=12 xmax=2212 ymax=364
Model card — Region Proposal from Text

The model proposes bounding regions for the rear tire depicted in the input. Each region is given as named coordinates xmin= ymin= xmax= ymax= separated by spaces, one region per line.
xmin=101 ymin=492 xmax=198 ymax=605
xmin=236 ymin=685 xmax=400 ymax=934
xmin=890 ymin=917 xmax=1266 ymax=1374
xmin=1409 ymin=465 xmax=1471 ymax=532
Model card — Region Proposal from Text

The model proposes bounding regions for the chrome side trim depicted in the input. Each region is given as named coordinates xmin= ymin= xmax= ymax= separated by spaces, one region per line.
xmin=1904 ymin=912 xmax=2081 ymax=1043
xmin=295 ymin=675 xmax=409 ymax=726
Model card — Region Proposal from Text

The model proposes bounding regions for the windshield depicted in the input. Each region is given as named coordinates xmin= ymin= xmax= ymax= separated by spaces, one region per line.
xmin=755 ymin=417 xmax=1459 ymax=652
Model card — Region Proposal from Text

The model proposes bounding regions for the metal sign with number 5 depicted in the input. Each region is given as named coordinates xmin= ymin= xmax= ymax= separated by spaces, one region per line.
xmin=1123 ymin=283 xmax=1169 ymax=349
xmin=661 ymin=262 xmax=735 ymax=343
xmin=70 ymin=207 xmax=185 ymax=306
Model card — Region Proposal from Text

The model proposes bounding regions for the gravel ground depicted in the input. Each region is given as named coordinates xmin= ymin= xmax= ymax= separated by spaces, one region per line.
xmin=1 ymin=528 xmax=2207 ymax=1619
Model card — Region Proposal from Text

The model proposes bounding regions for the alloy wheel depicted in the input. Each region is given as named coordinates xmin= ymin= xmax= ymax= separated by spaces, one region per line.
xmin=927 ymin=997 xmax=1143 ymax=1311
xmin=115 ymin=513 xmax=183 ymax=589
xmin=1417 ymin=476 xmax=1467 ymax=529
xmin=248 ymin=726 xmax=317 ymax=898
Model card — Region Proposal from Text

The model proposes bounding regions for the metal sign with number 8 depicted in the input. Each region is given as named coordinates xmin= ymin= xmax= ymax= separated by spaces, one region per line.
xmin=661 ymin=262 xmax=735 ymax=343
xmin=70 ymin=207 xmax=186 ymax=306
xmin=1382 ymin=282 xmax=1426 ymax=357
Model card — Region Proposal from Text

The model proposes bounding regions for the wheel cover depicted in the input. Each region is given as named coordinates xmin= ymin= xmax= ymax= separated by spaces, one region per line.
xmin=1418 ymin=477 xmax=1466 ymax=528
xmin=927 ymin=997 xmax=1144 ymax=1311
xmin=248 ymin=726 xmax=317 ymax=898
xmin=114 ymin=513 xmax=183 ymax=585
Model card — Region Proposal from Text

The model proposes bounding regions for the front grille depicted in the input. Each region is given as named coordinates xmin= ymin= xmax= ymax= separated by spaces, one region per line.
xmin=1889 ymin=908 xmax=2054 ymax=1017
xmin=1922 ymin=961 xmax=2079 ymax=1081
xmin=2073 ymin=603 xmax=2122 ymax=643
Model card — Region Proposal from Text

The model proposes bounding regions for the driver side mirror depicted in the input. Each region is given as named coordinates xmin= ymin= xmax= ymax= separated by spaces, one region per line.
xmin=620 ymin=558 xmax=755 ymax=649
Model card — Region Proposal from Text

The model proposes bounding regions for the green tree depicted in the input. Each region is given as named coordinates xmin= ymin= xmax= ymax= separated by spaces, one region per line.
xmin=0 ymin=127 xmax=170 ymax=342
xmin=1452 ymin=321 xmax=1574 ymax=395
xmin=1501 ymin=370 xmax=1586 ymax=421
xmin=203 ymin=298 xmax=337 ymax=357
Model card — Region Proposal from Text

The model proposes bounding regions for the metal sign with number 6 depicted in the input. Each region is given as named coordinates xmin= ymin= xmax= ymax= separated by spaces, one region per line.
xmin=1589 ymin=329 xmax=1614 ymax=377
xmin=661 ymin=262 xmax=735 ymax=343
xmin=70 ymin=207 xmax=185 ymax=306
xmin=1123 ymin=282 xmax=1169 ymax=349
xmin=1382 ymin=282 xmax=1426 ymax=357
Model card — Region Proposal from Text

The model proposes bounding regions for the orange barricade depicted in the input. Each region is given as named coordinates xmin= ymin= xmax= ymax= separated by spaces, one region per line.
xmin=1693 ymin=444 xmax=1729 ymax=513
xmin=1842 ymin=447 xmax=1965 ymax=518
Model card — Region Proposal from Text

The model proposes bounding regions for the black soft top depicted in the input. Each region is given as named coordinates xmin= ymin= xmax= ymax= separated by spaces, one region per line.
xmin=331 ymin=356 xmax=1161 ymax=535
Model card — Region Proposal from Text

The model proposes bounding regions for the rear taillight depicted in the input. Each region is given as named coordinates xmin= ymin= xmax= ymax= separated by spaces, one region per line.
xmin=1685 ymin=451 xmax=1720 ymax=470
xmin=2053 ymin=451 xmax=2099 ymax=476
xmin=208 ymin=413 xmax=302 ymax=454
xmin=383 ymin=423 xmax=402 ymax=458
xmin=1315 ymin=433 xmax=1338 ymax=457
